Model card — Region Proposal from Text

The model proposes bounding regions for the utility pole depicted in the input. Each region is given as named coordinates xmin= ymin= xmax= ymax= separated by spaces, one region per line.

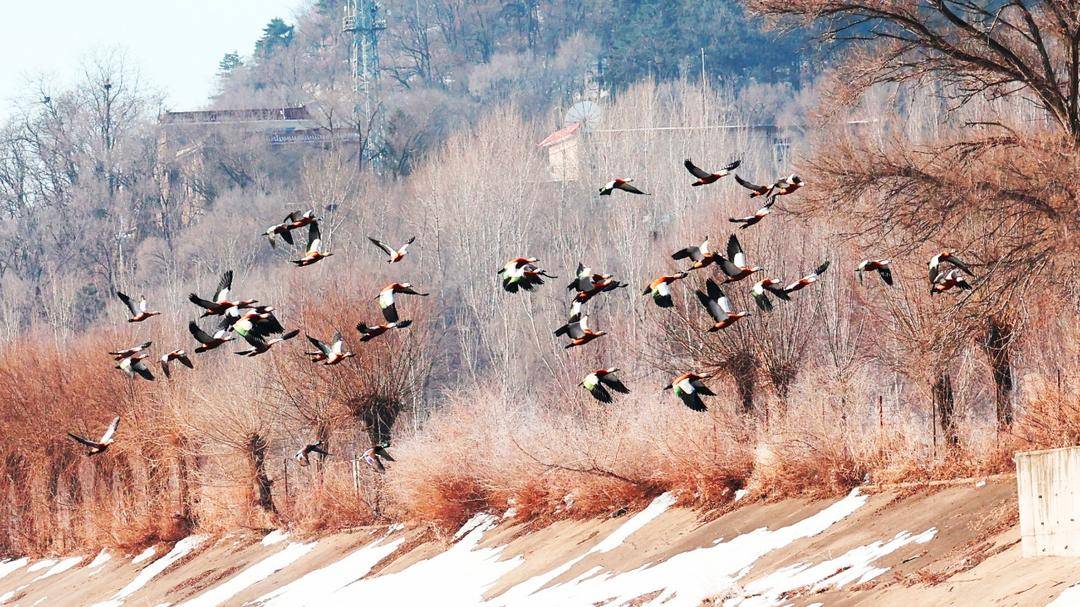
xmin=343 ymin=0 xmax=386 ymax=170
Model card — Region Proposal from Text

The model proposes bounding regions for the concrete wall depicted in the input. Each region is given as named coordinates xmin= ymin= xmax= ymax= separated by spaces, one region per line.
xmin=1016 ymin=446 xmax=1080 ymax=557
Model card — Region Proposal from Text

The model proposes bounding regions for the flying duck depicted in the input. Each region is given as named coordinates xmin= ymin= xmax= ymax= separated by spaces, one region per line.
xmin=928 ymin=251 xmax=974 ymax=284
xmin=217 ymin=304 xmax=278 ymax=332
xmin=567 ymin=263 xmax=613 ymax=293
xmin=856 ymin=259 xmax=893 ymax=286
xmin=570 ymin=278 xmax=627 ymax=316
xmin=116 ymin=292 xmax=160 ymax=322
xmin=356 ymin=320 xmax=412 ymax=342
xmin=264 ymin=210 xmax=315 ymax=248
xmin=684 ymin=158 xmax=741 ymax=186
xmin=783 ymin=261 xmax=830 ymax=294
xmin=696 ymin=278 xmax=751 ymax=331
xmin=378 ymin=283 xmax=429 ymax=323
xmin=188 ymin=270 xmax=257 ymax=316
xmin=306 ymin=331 xmax=355 ymax=365
xmin=554 ymin=313 xmax=606 ymax=349
xmin=931 ymin=268 xmax=974 ymax=295
xmin=160 ymin=349 xmax=193 ymax=378
xmin=233 ymin=310 xmax=299 ymax=356
xmin=109 ymin=340 xmax=152 ymax=361
xmin=189 ymin=321 xmax=235 ymax=353
xmin=580 ymin=368 xmax=630 ymax=403
xmin=116 ymin=353 xmax=154 ymax=380
xmin=368 ymin=236 xmax=416 ymax=263
xmin=672 ymin=236 xmax=718 ymax=270
xmin=295 ymin=440 xmax=330 ymax=466
xmin=734 ymin=174 xmax=804 ymax=198
xmin=68 ymin=416 xmax=120 ymax=456
xmin=750 ymin=278 xmax=790 ymax=312
xmin=729 ymin=197 xmax=775 ymax=229
xmin=718 ymin=234 xmax=762 ymax=283
xmin=291 ymin=221 xmax=332 ymax=267
xmin=643 ymin=272 xmax=689 ymax=308
xmin=599 ymin=178 xmax=649 ymax=196
xmin=499 ymin=257 xmax=556 ymax=292
xmin=363 ymin=442 xmax=396 ymax=473
xmin=664 ymin=372 xmax=715 ymax=411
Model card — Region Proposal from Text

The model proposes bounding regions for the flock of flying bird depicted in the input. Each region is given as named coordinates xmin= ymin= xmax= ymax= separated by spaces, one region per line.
xmin=501 ymin=159 xmax=976 ymax=410
xmin=66 ymin=157 xmax=978 ymax=464
xmin=68 ymin=213 xmax=421 ymax=473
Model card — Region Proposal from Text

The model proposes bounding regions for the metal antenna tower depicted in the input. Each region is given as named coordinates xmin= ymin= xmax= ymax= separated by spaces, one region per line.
xmin=343 ymin=0 xmax=386 ymax=165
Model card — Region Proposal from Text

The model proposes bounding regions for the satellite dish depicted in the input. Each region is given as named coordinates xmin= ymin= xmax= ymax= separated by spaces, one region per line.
xmin=564 ymin=101 xmax=601 ymax=131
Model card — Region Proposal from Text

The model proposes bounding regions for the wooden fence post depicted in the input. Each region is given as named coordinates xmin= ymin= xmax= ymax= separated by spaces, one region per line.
xmin=283 ymin=457 xmax=290 ymax=511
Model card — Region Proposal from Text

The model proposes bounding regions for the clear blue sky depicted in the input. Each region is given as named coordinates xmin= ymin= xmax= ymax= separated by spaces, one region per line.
xmin=0 ymin=0 xmax=306 ymax=116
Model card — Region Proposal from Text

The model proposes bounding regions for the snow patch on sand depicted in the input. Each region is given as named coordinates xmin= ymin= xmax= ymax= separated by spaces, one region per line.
xmin=131 ymin=547 xmax=156 ymax=565
xmin=32 ymin=556 xmax=83 ymax=582
xmin=25 ymin=559 xmax=56 ymax=573
xmin=592 ymin=493 xmax=676 ymax=553
xmin=725 ymin=527 xmax=938 ymax=606
xmin=179 ymin=541 xmax=314 ymax=607
xmin=255 ymin=536 xmax=405 ymax=606
xmin=488 ymin=488 xmax=869 ymax=607
xmin=1049 ymin=582 xmax=1080 ymax=606
xmin=260 ymin=530 xmax=289 ymax=546
xmin=494 ymin=493 xmax=679 ymax=605
xmin=321 ymin=513 xmax=521 ymax=606
xmin=87 ymin=551 xmax=112 ymax=575
xmin=91 ymin=535 xmax=205 ymax=607
xmin=0 ymin=558 xmax=27 ymax=582
xmin=0 ymin=584 xmax=27 ymax=605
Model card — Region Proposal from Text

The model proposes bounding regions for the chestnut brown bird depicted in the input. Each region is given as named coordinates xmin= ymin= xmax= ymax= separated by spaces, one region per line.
xmin=108 ymin=340 xmax=152 ymax=361
xmin=378 ymin=283 xmax=429 ymax=323
xmin=856 ymin=259 xmax=893 ymax=286
xmin=117 ymin=353 xmax=154 ymax=380
xmin=356 ymin=320 xmax=413 ymax=342
xmin=729 ymin=197 xmax=775 ymax=229
xmin=599 ymin=178 xmax=649 ymax=196
xmin=68 ymin=416 xmax=120 ymax=456
xmin=664 ymin=372 xmax=715 ymax=412
xmin=643 ymin=272 xmax=689 ymax=308
xmin=264 ymin=209 xmax=315 ymax=248
xmin=368 ymin=236 xmax=415 ymax=263
xmin=750 ymin=278 xmax=790 ymax=312
xmin=554 ymin=313 xmax=607 ymax=349
xmin=188 ymin=270 xmax=257 ymax=317
xmin=683 ymin=158 xmax=740 ymax=186
xmin=696 ymin=278 xmax=751 ymax=331
xmin=928 ymin=251 xmax=974 ymax=285
xmin=499 ymin=257 xmax=556 ymax=293
xmin=718 ymin=234 xmax=763 ymax=283
xmin=783 ymin=261 xmax=830 ymax=295
xmin=306 ymin=331 xmax=355 ymax=365
xmin=116 ymin=292 xmax=160 ymax=322
xmin=291 ymin=221 xmax=333 ymax=267
xmin=580 ymin=368 xmax=630 ymax=403
xmin=931 ymin=268 xmax=974 ymax=295
xmin=189 ymin=321 xmax=235 ymax=353
xmin=672 ymin=236 xmax=718 ymax=270
xmin=160 ymin=349 xmax=193 ymax=378
xmin=734 ymin=174 xmax=804 ymax=198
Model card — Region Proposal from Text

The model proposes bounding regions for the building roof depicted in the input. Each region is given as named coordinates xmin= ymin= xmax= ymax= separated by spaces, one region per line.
xmin=160 ymin=106 xmax=313 ymax=125
xmin=537 ymin=121 xmax=582 ymax=147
